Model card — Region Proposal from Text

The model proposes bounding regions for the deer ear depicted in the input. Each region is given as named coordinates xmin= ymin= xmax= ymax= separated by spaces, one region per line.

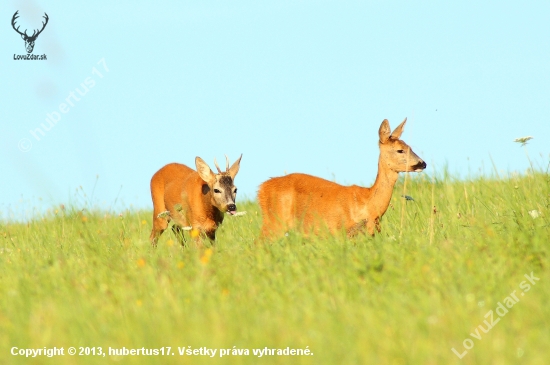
xmin=195 ymin=157 xmax=215 ymax=184
xmin=379 ymin=119 xmax=391 ymax=143
xmin=228 ymin=154 xmax=242 ymax=180
xmin=390 ymin=118 xmax=407 ymax=139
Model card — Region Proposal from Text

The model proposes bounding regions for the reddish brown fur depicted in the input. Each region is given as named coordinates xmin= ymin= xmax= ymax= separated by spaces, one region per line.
xmin=150 ymin=156 xmax=242 ymax=245
xmin=258 ymin=119 xmax=426 ymax=238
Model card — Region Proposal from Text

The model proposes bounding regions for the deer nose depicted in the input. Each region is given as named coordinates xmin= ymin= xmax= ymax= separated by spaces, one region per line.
xmin=413 ymin=161 xmax=427 ymax=171
xmin=227 ymin=204 xmax=237 ymax=212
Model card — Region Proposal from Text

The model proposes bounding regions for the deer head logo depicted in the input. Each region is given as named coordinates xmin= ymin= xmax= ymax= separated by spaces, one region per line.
xmin=12 ymin=11 xmax=49 ymax=54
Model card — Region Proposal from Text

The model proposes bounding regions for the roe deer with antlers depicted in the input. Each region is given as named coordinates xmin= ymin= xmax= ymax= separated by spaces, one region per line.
xmin=258 ymin=119 xmax=426 ymax=238
xmin=150 ymin=155 xmax=242 ymax=246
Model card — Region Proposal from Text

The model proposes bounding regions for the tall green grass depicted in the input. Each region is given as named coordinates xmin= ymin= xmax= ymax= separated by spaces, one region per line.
xmin=0 ymin=171 xmax=548 ymax=364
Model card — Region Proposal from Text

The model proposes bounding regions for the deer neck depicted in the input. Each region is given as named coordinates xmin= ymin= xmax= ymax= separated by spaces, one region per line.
xmin=368 ymin=156 xmax=399 ymax=218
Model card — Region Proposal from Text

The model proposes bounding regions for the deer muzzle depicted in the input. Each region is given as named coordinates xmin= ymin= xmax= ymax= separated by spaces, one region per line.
xmin=227 ymin=203 xmax=237 ymax=215
xmin=412 ymin=161 xmax=427 ymax=172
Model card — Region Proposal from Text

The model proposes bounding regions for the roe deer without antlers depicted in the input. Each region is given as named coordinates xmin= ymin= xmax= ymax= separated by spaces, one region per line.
xmin=258 ymin=119 xmax=426 ymax=238
xmin=150 ymin=155 xmax=242 ymax=246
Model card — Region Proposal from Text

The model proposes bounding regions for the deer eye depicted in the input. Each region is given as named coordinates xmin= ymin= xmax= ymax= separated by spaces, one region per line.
xmin=397 ymin=150 xmax=405 ymax=154
xmin=234 ymin=189 xmax=238 ymax=194
xmin=214 ymin=189 xmax=221 ymax=194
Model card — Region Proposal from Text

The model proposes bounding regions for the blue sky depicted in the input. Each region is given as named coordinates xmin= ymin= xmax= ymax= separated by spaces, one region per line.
xmin=2 ymin=0 xmax=549 ymax=220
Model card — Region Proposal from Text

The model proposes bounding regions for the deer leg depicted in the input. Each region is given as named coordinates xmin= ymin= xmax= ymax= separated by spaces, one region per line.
xmin=260 ymin=212 xmax=288 ymax=240
xmin=150 ymin=211 xmax=169 ymax=246
xmin=194 ymin=219 xmax=218 ymax=243
xmin=347 ymin=219 xmax=368 ymax=238
xmin=366 ymin=219 xmax=377 ymax=236
xmin=260 ymin=224 xmax=273 ymax=239
xmin=205 ymin=230 xmax=216 ymax=241
xmin=171 ymin=225 xmax=187 ymax=246
xmin=150 ymin=230 xmax=163 ymax=247
xmin=374 ymin=218 xmax=381 ymax=233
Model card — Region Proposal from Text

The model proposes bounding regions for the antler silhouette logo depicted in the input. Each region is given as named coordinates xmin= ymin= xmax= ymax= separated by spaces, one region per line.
xmin=12 ymin=10 xmax=49 ymax=54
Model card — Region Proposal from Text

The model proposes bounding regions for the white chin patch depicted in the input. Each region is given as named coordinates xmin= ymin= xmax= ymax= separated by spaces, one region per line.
xmin=414 ymin=168 xmax=424 ymax=172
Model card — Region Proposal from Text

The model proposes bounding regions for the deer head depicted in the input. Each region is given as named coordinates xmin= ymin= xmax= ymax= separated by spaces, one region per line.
xmin=12 ymin=11 xmax=49 ymax=54
xmin=195 ymin=155 xmax=242 ymax=215
xmin=378 ymin=118 xmax=427 ymax=173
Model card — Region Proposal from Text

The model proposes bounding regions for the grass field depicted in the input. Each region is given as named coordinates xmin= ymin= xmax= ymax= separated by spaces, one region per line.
xmin=1 ymin=170 xmax=549 ymax=364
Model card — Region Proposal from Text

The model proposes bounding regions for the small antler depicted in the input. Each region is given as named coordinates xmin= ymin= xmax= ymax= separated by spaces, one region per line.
xmin=213 ymin=155 xmax=232 ymax=174
xmin=213 ymin=158 xmax=223 ymax=173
